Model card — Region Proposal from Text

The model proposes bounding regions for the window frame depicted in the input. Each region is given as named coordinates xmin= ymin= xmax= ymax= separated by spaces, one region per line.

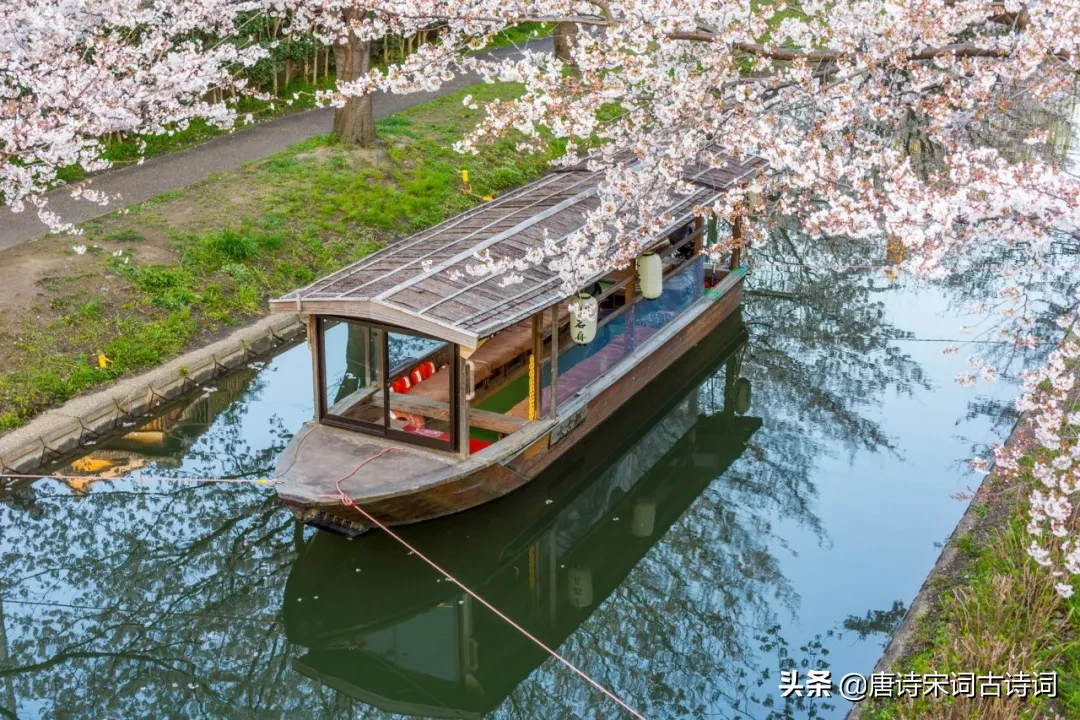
xmin=314 ymin=315 xmax=459 ymax=452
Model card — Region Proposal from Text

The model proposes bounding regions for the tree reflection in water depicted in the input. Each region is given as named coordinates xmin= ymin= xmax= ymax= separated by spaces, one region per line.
xmin=0 ymin=221 xmax=1040 ymax=719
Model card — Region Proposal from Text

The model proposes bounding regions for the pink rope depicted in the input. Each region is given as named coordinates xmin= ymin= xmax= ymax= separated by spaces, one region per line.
xmin=327 ymin=447 xmax=647 ymax=720
xmin=0 ymin=472 xmax=275 ymax=485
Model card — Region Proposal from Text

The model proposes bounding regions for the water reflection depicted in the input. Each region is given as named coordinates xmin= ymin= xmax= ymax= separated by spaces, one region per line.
xmin=283 ymin=317 xmax=760 ymax=718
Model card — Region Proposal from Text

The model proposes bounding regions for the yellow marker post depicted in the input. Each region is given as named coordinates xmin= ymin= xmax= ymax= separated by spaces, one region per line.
xmin=528 ymin=354 xmax=536 ymax=421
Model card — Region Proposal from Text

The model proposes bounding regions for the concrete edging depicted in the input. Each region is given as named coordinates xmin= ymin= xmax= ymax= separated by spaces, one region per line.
xmin=0 ymin=313 xmax=304 ymax=473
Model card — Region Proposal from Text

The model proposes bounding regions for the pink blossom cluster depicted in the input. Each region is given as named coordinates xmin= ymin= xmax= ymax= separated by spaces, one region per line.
xmin=986 ymin=298 xmax=1080 ymax=597
xmin=0 ymin=0 xmax=278 ymax=230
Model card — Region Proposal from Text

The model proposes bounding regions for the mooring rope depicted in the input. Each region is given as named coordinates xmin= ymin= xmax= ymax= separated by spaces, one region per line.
xmin=324 ymin=447 xmax=647 ymax=720
xmin=0 ymin=471 xmax=276 ymax=485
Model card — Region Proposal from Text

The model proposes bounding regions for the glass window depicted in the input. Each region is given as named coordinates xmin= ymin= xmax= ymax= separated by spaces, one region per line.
xmin=318 ymin=318 xmax=456 ymax=451
xmin=386 ymin=331 xmax=453 ymax=442
xmin=322 ymin=319 xmax=384 ymax=426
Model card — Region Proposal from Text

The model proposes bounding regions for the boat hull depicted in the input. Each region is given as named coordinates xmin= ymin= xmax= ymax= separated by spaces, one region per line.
xmin=280 ymin=275 xmax=745 ymax=536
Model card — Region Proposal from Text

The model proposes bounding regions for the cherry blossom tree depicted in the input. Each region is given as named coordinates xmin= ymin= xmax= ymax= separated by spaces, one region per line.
xmin=330 ymin=8 xmax=377 ymax=145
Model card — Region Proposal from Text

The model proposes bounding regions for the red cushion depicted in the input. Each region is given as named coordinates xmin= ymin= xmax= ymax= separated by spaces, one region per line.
xmin=402 ymin=425 xmax=492 ymax=452
xmin=469 ymin=437 xmax=493 ymax=452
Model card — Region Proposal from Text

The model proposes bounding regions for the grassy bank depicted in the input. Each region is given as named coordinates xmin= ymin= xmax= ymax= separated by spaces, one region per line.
xmin=0 ymin=81 xmax=562 ymax=431
xmin=862 ymin=441 xmax=1080 ymax=718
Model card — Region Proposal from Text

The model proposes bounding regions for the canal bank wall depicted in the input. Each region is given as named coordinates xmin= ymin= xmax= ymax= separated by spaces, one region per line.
xmin=0 ymin=314 xmax=303 ymax=474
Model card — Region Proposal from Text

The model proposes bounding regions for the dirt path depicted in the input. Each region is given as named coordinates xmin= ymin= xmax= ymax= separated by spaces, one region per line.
xmin=0 ymin=38 xmax=553 ymax=249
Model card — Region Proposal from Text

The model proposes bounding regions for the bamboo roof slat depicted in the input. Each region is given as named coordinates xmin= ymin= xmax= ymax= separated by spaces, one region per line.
xmin=271 ymin=153 xmax=767 ymax=346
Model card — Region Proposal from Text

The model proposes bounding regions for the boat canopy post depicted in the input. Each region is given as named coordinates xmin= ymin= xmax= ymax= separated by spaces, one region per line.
xmin=549 ymin=303 xmax=559 ymax=419
xmin=530 ymin=314 xmax=542 ymax=421
xmin=306 ymin=315 xmax=323 ymax=419
xmin=730 ymin=214 xmax=744 ymax=270
xmin=458 ymin=345 xmax=470 ymax=458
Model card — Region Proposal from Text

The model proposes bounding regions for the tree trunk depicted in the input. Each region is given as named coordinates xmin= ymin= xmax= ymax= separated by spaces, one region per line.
xmin=271 ymin=19 xmax=281 ymax=96
xmin=553 ymin=22 xmax=578 ymax=65
xmin=333 ymin=11 xmax=376 ymax=147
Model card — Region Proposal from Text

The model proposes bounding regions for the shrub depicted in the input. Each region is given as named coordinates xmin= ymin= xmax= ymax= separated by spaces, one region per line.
xmin=203 ymin=228 xmax=257 ymax=263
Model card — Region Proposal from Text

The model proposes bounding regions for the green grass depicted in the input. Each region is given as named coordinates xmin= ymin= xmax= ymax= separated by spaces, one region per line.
xmin=0 ymin=311 xmax=196 ymax=431
xmin=106 ymin=229 xmax=146 ymax=243
xmin=485 ymin=22 xmax=554 ymax=51
xmin=0 ymin=81 xmax=564 ymax=430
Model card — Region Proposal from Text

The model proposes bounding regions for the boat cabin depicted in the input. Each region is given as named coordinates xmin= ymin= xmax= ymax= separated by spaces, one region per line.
xmin=269 ymin=153 xmax=765 ymax=533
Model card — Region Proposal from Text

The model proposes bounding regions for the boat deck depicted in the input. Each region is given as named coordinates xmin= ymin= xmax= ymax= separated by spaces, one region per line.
xmin=276 ymin=423 xmax=463 ymax=501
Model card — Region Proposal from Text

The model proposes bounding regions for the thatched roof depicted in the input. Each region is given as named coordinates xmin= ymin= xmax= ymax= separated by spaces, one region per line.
xmin=270 ymin=154 xmax=765 ymax=347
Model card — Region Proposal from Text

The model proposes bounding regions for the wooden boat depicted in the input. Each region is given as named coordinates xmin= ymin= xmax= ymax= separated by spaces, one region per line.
xmin=269 ymin=153 xmax=765 ymax=535
xmin=281 ymin=317 xmax=760 ymax=715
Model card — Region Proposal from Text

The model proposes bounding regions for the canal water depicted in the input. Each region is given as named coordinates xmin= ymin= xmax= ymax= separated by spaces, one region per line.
xmin=0 ymin=237 xmax=1074 ymax=719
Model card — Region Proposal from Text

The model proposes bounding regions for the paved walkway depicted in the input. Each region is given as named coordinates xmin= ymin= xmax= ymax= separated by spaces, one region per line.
xmin=0 ymin=38 xmax=553 ymax=250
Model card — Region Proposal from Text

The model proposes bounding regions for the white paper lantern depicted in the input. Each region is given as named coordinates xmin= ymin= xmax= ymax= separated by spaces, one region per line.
xmin=567 ymin=566 xmax=594 ymax=608
xmin=570 ymin=292 xmax=597 ymax=345
xmin=733 ymin=377 xmax=752 ymax=415
xmin=636 ymin=251 xmax=663 ymax=299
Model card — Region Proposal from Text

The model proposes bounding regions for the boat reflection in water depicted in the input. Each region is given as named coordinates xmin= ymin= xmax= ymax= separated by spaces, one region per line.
xmin=283 ymin=312 xmax=759 ymax=718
